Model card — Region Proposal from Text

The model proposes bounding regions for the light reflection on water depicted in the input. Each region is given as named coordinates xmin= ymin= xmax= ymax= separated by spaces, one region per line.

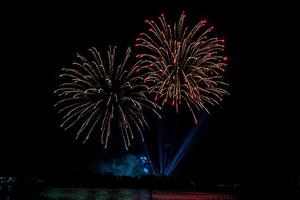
xmin=34 ymin=188 xmax=150 ymax=200
xmin=32 ymin=188 xmax=239 ymax=200
xmin=0 ymin=187 xmax=241 ymax=200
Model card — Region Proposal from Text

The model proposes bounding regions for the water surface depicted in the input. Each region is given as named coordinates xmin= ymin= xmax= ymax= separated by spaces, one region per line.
xmin=24 ymin=188 xmax=241 ymax=200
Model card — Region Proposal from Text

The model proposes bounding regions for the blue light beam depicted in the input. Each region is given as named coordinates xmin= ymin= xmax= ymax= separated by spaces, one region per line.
xmin=165 ymin=114 xmax=208 ymax=176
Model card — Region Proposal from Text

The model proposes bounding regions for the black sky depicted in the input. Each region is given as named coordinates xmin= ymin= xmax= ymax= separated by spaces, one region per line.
xmin=1 ymin=0 xmax=298 ymax=182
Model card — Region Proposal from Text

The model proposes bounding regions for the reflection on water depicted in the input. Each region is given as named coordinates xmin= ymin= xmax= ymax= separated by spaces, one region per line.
xmin=34 ymin=188 xmax=150 ymax=200
xmin=1 ymin=187 xmax=240 ymax=200
xmin=152 ymin=191 xmax=237 ymax=200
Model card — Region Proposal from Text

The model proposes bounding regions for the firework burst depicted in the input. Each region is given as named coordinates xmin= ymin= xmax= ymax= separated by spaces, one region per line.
xmin=54 ymin=46 xmax=161 ymax=150
xmin=135 ymin=12 xmax=229 ymax=123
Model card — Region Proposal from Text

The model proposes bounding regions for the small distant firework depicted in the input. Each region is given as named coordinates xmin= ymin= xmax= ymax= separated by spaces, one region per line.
xmin=54 ymin=46 xmax=161 ymax=150
xmin=135 ymin=12 xmax=229 ymax=124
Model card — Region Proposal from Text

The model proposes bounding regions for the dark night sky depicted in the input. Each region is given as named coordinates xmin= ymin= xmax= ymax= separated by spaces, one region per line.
xmin=1 ymin=0 xmax=298 ymax=182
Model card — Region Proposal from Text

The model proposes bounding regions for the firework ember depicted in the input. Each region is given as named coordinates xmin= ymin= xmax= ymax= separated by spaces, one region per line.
xmin=135 ymin=12 xmax=229 ymax=123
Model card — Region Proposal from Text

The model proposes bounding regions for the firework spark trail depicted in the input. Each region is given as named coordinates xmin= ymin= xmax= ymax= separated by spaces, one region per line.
xmin=135 ymin=12 xmax=229 ymax=123
xmin=54 ymin=46 xmax=161 ymax=150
